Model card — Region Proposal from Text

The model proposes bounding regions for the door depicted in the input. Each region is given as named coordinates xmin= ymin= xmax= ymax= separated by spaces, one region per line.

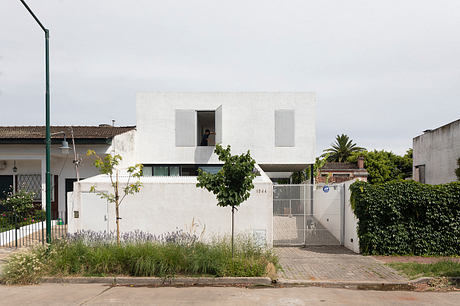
xmin=51 ymin=175 xmax=59 ymax=220
xmin=65 ymin=178 xmax=83 ymax=224
xmin=0 ymin=175 xmax=13 ymax=201
xmin=80 ymin=192 xmax=109 ymax=232
xmin=215 ymin=105 xmax=222 ymax=144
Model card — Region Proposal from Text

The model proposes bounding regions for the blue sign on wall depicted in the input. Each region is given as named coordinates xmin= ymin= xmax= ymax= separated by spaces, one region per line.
xmin=323 ymin=185 xmax=330 ymax=193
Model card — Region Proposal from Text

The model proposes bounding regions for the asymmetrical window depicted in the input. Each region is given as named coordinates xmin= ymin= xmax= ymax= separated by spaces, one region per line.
xmin=175 ymin=106 xmax=222 ymax=147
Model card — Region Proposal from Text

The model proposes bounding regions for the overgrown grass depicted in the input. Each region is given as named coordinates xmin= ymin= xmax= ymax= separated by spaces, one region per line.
xmin=1 ymin=235 xmax=278 ymax=285
xmin=387 ymin=261 xmax=460 ymax=279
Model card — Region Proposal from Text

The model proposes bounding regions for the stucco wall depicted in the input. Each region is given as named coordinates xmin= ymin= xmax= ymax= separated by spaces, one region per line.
xmin=413 ymin=119 xmax=460 ymax=184
xmin=313 ymin=181 xmax=359 ymax=253
xmin=343 ymin=180 xmax=359 ymax=253
xmin=136 ymin=92 xmax=316 ymax=168
xmin=68 ymin=175 xmax=274 ymax=246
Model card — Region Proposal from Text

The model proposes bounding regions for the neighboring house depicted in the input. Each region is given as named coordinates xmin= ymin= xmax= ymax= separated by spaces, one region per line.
xmin=413 ymin=119 xmax=460 ymax=184
xmin=317 ymin=157 xmax=368 ymax=184
xmin=69 ymin=92 xmax=316 ymax=245
xmin=0 ymin=125 xmax=135 ymax=222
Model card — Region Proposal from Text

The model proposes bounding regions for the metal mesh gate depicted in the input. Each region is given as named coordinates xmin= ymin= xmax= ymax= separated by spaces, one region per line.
xmin=273 ymin=184 xmax=345 ymax=246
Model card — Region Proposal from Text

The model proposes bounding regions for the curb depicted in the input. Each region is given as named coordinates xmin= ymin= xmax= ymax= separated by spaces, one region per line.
xmin=277 ymin=279 xmax=413 ymax=290
xmin=41 ymin=276 xmax=273 ymax=287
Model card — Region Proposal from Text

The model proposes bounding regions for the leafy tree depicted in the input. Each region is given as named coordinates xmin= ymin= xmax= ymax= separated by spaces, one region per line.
xmin=87 ymin=151 xmax=143 ymax=245
xmin=323 ymin=134 xmax=365 ymax=162
xmin=456 ymin=158 xmax=460 ymax=181
xmin=348 ymin=149 xmax=413 ymax=184
xmin=290 ymin=154 xmax=330 ymax=184
xmin=196 ymin=144 xmax=256 ymax=257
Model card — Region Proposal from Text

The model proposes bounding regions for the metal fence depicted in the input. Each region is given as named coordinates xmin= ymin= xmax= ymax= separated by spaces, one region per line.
xmin=0 ymin=211 xmax=67 ymax=248
xmin=273 ymin=184 xmax=345 ymax=246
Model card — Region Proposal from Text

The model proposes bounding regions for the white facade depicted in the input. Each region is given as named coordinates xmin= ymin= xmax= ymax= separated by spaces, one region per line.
xmin=413 ymin=119 xmax=460 ymax=184
xmin=66 ymin=92 xmax=316 ymax=245
xmin=136 ymin=92 xmax=316 ymax=171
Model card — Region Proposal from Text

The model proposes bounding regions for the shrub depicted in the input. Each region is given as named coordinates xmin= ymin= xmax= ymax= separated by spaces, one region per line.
xmin=350 ymin=180 xmax=460 ymax=255
xmin=0 ymin=190 xmax=45 ymax=232
xmin=2 ymin=250 xmax=48 ymax=285
xmin=0 ymin=189 xmax=35 ymax=217
xmin=0 ymin=231 xmax=278 ymax=284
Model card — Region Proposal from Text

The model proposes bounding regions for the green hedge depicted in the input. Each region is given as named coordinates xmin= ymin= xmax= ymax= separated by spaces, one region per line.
xmin=350 ymin=180 xmax=460 ymax=255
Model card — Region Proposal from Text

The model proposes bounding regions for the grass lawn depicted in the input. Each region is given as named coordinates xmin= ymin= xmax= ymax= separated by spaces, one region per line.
xmin=0 ymin=232 xmax=278 ymax=285
xmin=387 ymin=261 xmax=460 ymax=279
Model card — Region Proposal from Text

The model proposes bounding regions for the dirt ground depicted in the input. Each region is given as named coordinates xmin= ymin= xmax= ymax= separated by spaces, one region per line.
xmin=373 ymin=256 xmax=460 ymax=264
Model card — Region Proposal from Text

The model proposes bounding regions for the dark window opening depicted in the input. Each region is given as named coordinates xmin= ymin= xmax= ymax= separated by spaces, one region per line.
xmin=143 ymin=164 xmax=223 ymax=177
xmin=197 ymin=111 xmax=215 ymax=146
xmin=333 ymin=174 xmax=350 ymax=178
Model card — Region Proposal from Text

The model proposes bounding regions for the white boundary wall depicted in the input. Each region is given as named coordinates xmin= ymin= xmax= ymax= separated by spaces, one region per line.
xmin=343 ymin=180 xmax=360 ymax=253
xmin=313 ymin=180 xmax=360 ymax=253
xmin=68 ymin=174 xmax=274 ymax=246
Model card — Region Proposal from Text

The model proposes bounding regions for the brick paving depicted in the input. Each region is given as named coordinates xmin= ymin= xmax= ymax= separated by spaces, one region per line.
xmin=276 ymin=246 xmax=408 ymax=282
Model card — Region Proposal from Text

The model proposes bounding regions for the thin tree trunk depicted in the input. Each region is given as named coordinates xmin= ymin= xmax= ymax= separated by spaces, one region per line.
xmin=231 ymin=205 xmax=234 ymax=258
xmin=115 ymin=170 xmax=120 ymax=245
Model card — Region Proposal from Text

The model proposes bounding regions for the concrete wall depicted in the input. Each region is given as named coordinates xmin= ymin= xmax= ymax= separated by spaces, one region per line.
xmin=313 ymin=184 xmax=342 ymax=243
xmin=343 ymin=180 xmax=359 ymax=253
xmin=68 ymin=174 xmax=274 ymax=246
xmin=413 ymin=119 xmax=460 ymax=184
xmin=313 ymin=181 xmax=360 ymax=253
xmin=136 ymin=93 xmax=316 ymax=169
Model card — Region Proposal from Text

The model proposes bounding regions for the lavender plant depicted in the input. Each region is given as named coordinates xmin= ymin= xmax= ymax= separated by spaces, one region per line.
xmin=66 ymin=229 xmax=198 ymax=246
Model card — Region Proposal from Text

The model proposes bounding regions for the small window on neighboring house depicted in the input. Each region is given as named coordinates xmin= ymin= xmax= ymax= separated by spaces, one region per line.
xmin=333 ymin=174 xmax=350 ymax=178
xmin=415 ymin=165 xmax=425 ymax=183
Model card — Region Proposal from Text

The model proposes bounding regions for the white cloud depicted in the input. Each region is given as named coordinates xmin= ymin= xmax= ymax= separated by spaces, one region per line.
xmin=1 ymin=0 xmax=459 ymax=155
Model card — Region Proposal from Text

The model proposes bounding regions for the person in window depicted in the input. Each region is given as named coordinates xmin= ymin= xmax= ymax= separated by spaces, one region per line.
xmin=200 ymin=129 xmax=215 ymax=146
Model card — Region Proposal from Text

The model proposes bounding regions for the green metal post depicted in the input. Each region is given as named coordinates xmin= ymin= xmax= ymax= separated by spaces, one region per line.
xmin=45 ymin=29 xmax=51 ymax=243
xmin=19 ymin=0 xmax=52 ymax=243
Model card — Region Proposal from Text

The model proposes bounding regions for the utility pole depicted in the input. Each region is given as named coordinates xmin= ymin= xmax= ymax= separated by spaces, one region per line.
xmin=19 ymin=0 xmax=52 ymax=242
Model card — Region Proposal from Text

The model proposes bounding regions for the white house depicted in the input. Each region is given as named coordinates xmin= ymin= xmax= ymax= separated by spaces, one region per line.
xmin=0 ymin=93 xmax=315 ymax=243
xmin=21 ymin=93 xmax=317 ymax=246
xmin=0 ymin=126 xmax=135 ymax=222
xmin=413 ymin=119 xmax=460 ymax=184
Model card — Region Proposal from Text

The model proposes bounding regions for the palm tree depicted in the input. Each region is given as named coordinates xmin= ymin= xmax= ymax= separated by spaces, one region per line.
xmin=323 ymin=134 xmax=365 ymax=162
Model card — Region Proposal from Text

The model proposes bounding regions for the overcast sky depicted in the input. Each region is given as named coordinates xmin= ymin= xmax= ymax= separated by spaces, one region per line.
xmin=1 ymin=0 xmax=459 ymax=156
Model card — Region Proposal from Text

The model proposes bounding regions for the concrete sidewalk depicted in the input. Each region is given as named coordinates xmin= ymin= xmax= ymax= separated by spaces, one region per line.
xmin=275 ymin=246 xmax=407 ymax=283
xmin=0 ymin=284 xmax=458 ymax=305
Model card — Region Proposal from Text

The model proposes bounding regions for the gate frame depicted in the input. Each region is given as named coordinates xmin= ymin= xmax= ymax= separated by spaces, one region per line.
xmin=273 ymin=183 xmax=346 ymax=247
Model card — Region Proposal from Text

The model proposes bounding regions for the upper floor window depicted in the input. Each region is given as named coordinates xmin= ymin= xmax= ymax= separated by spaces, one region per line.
xmin=175 ymin=106 xmax=222 ymax=147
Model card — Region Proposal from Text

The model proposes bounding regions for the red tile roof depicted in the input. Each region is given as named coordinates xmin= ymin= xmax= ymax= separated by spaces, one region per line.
xmin=0 ymin=126 xmax=135 ymax=139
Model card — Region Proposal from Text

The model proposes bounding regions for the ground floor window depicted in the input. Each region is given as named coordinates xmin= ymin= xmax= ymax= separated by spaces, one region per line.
xmin=143 ymin=164 xmax=223 ymax=177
